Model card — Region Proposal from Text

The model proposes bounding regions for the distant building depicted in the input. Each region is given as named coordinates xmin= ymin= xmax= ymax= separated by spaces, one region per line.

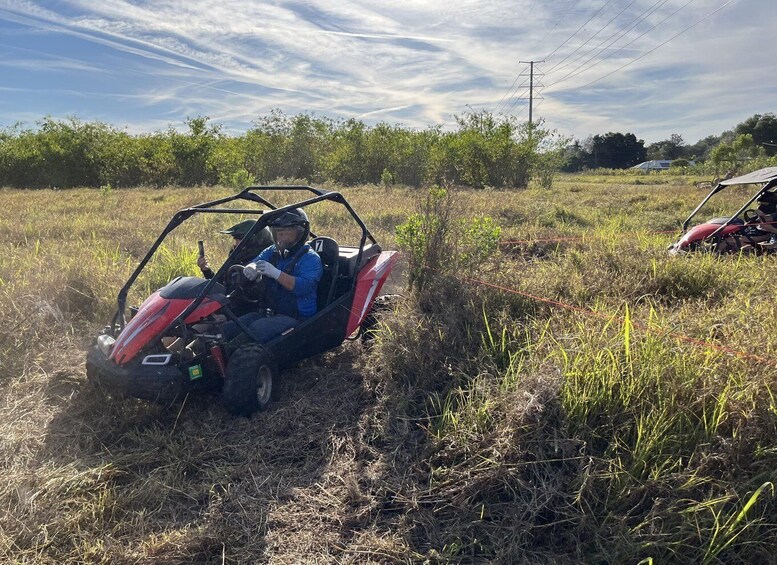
xmin=632 ymin=159 xmax=695 ymax=172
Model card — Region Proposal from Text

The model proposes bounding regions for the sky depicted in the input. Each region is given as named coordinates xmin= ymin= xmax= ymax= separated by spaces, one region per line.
xmin=0 ymin=0 xmax=774 ymax=144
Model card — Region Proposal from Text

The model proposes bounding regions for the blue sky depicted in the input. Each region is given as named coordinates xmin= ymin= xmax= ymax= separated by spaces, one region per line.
xmin=0 ymin=0 xmax=773 ymax=144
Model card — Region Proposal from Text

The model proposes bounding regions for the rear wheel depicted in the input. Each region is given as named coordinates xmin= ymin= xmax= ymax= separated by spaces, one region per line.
xmin=223 ymin=344 xmax=277 ymax=416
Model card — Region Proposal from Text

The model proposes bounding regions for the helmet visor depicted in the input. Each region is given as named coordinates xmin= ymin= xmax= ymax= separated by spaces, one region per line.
xmin=271 ymin=225 xmax=304 ymax=251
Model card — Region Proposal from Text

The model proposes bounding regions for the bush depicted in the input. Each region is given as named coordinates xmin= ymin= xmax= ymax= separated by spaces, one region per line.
xmin=0 ymin=111 xmax=560 ymax=189
xmin=395 ymin=186 xmax=501 ymax=292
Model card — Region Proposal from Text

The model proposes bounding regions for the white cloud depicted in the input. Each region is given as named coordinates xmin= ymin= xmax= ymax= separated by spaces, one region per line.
xmin=0 ymin=0 xmax=774 ymax=142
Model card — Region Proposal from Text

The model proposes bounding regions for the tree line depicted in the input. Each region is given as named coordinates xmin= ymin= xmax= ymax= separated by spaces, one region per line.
xmin=0 ymin=111 xmax=566 ymax=190
xmin=3 ymin=110 xmax=775 ymax=189
xmin=561 ymin=113 xmax=777 ymax=173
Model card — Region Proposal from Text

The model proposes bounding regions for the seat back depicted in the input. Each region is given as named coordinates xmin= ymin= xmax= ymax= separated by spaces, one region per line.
xmin=309 ymin=237 xmax=340 ymax=308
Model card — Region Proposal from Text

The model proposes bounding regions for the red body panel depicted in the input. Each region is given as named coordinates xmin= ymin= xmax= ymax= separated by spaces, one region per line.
xmin=346 ymin=251 xmax=400 ymax=336
xmin=110 ymin=292 xmax=222 ymax=365
xmin=677 ymin=222 xmax=743 ymax=249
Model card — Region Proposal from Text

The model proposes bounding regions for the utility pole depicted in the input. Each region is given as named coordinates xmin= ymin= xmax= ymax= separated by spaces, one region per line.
xmin=519 ymin=60 xmax=544 ymax=131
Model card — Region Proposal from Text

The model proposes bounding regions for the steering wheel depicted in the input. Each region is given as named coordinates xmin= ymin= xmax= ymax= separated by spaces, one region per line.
xmin=744 ymin=209 xmax=761 ymax=224
xmin=226 ymin=264 xmax=265 ymax=303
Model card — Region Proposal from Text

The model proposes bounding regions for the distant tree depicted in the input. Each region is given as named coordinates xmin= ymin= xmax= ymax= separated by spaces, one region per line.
xmin=587 ymin=132 xmax=646 ymax=169
xmin=168 ymin=116 xmax=222 ymax=186
xmin=560 ymin=140 xmax=589 ymax=172
xmin=685 ymin=134 xmax=721 ymax=161
xmin=735 ymin=113 xmax=777 ymax=156
xmin=709 ymin=133 xmax=765 ymax=175
xmin=646 ymin=133 xmax=686 ymax=160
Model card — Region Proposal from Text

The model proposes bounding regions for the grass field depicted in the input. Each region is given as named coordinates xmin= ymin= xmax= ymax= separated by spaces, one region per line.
xmin=1 ymin=174 xmax=776 ymax=563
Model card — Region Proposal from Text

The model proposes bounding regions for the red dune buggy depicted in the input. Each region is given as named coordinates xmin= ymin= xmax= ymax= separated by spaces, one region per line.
xmin=86 ymin=186 xmax=399 ymax=415
xmin=669 ymin=167 xmax=777 ymax=255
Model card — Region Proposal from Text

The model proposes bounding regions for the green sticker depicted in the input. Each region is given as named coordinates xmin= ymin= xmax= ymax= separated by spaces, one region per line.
xmin=188 ymin=364 xmax=203 ymax=380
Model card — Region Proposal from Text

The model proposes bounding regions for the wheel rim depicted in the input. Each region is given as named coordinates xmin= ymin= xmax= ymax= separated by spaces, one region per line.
xmin=255 ymin=365 xmax=272 ymax=405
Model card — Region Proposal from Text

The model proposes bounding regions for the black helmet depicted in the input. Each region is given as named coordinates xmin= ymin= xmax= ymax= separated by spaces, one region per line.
xmin=220 ymin=219 xmax=257 ymax=238
xmin=220 ymin=219 xmax=273 ymax=263
xmin=267 ymin=208 xmax=310 ymax=254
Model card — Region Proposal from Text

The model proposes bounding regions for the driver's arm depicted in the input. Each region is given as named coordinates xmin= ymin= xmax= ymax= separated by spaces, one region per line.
xmin=197 ymin=255 xmax=214 ymax=279
xmin=276 ymin=271 xmax=296 ymax=291
xmin=278 ymin=253 xmax=323 ymax=292
xmin=286 ymin=253 xmax=323 ymax=296
xmin=760 ymin=212 xmax=777 ymax=232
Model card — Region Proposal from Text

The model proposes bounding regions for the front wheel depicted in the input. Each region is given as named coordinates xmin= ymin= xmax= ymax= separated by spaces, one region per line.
xmin=223 ymin=344 xmax=278 ymax=416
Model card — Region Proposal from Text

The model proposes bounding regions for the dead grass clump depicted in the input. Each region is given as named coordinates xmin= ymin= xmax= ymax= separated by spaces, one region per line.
xmin=365 ymin=276 xmax=485 ymax=417
xmin=55 ymin=277 xmax=99 ymax=321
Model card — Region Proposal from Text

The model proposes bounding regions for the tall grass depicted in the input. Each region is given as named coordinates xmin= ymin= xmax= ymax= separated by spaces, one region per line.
xmin=365 ymin=176 xmax=777 ymax=562
xmin=1 ymin=174 xmax=777 ymax=562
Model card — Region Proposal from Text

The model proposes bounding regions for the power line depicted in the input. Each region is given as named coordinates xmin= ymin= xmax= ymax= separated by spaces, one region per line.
xmin=547 ymin=0 xmax=689 ymax=88
xmin=491 ymin=0 xmax=583 ymax=113
xmin=523 ymin=60 xmax=543 ymax=128
xmin=493 ymin=70 xmax=531 ymax=114
xmin=503 ymin=85 xmax=532 ymax=116
xmin=527 ymin=0 xmax=585 ymax=58
xmin=542 ymin=0 xmax=615 ymax=62
xmin=544 ymin=0 xmax=663 ymax=80
xmin=543 ymin=0 xmax=639 ymax=76
xmin=503 ymin=62 xmax=544 ymax=124
xmin=542 ymin=0 xmax=622 ymax=74
xmin=575 ymin=0 xmax=735 ymax=90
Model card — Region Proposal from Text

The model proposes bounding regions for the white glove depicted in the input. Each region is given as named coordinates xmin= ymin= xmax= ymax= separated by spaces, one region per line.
xmin=242 ymin=263 xmax=261 ymax=281
xmin=255 ymin=260 xmax=282 ymax=280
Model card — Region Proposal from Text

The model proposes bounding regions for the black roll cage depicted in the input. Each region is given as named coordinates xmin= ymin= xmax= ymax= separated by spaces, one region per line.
xmin=110 ymin=186 xmax=378 ymax=337
xmin=681 ymin=178 xmax=777 ymax=239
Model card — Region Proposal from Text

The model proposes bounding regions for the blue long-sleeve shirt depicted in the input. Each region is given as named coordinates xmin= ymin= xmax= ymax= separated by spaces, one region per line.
xmin=253 ymin=244 xmax=322 ymax=318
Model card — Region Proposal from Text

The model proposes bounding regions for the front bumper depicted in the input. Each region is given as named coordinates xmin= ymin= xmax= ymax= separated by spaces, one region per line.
xmin=86 ymin=345 xmax=184 ymax=403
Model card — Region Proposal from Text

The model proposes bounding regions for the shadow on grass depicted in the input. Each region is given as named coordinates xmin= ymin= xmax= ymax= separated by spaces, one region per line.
xmin=34 ymin=345 xmax=370 ymax=563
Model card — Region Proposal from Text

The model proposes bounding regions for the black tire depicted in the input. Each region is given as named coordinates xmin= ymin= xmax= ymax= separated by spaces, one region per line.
xmin=223 ymin=344 xmax=278 ymax=416
xmin=360 ymin=294 xmax=402 ymax=343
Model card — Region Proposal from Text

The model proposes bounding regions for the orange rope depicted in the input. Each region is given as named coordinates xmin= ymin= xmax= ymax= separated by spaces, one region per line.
xmin=454 ymin=272 xmax=777 ymax=368
xmin=499 ymin=230 xmax=677 ymax=246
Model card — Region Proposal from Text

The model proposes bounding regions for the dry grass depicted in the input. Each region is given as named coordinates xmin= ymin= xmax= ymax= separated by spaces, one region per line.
xmin=0 ymin=176 xmax=776 ymax=562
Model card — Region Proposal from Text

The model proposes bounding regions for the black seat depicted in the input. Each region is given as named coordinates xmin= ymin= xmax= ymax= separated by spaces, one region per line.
xmin=309 ymin=237 xmax=340 ymax=308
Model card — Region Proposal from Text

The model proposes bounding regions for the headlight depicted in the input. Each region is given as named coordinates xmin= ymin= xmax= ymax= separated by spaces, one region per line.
xmin=97 ymin=334 xmax=115 ymax=357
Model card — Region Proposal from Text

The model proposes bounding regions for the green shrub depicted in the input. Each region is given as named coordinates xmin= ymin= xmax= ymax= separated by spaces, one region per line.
xmin=395 ymin=186 xmax=501 ymax=292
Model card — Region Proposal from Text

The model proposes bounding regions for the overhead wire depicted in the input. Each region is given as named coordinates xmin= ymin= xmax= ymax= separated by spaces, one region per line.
xmin=542 ymin=0 xmax=623 ymax=75
xmin=542 ymin=0 xmax=616 ymax=63
xmin=498 ymin=0 xmax=624 ymax=117
xmin=496 ymin=0 xmax=719 ymax=120
xmin=546 ymin=0 xmax=690 ymax=88
xmin=493 ymin=73 xmax=531 ymax=115
xmin=528 ymin=0 xmax=585 ymax=57
xmin=542 ymin=0 xmax=639 ymax=76
xmin=544 ymin=0 xmax=668 ymax=82
xmin=491 ymin=0 xmax=584 ymax=114
xmin=503 ymin=85 xmax=534 ymax=117
xmin=575 ymin=0 xmax=736 ymax=90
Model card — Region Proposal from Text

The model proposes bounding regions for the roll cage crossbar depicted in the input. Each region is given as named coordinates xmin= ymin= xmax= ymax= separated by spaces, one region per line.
xmin=110 ymin=186 xmax=379 ymax=335
xmin=679 ymin=168 xmax=777 ymax=239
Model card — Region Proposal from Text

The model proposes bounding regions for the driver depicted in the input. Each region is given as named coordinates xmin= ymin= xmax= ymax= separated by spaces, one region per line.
xmin=222 ymin=208 xmax=323 ymax=343
xmin=198 ymin=220 xmax=273 ymax=280
xmin=754 ymin=193 xmax=777 ymax=248
xmin=735 ymin=192 xmax=777 ymax=250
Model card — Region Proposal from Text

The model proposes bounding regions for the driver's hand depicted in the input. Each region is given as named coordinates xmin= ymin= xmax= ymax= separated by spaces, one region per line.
xmin=243 ymin=263 xmax=261 ymax=281
xmin=255 ymin=260 xmax=281 ymax=280
xmin=197 ymin=256 xmax=210 ymax=271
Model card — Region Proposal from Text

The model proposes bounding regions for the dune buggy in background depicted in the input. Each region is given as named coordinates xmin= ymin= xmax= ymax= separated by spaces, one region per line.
xmin=669 ymin=167 xmax=777 ymax=255
xmin=86 ymin=186 xmax=399 ymax=415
